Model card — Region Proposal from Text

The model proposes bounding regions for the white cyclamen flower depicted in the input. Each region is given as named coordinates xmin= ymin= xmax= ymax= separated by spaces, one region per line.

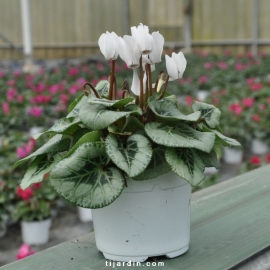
xmin=131 ymin=23 xmax=154 ymax=55
xmin=148 ymin=31 xmax=164 ymax=64
xmin=165 ymin=52 xmax=187 ymax=80
xmin=118 ymin=35 xmax=141 ymax=68
xmin=98 ymin=31 xmax=119 ymax=60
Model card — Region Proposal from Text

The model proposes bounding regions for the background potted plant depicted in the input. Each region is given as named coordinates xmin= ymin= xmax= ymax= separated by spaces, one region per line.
xmin=13 ymin=180 xmax=57 ymax=245
xmin=15 ymin=24 xmax=241 ymax=262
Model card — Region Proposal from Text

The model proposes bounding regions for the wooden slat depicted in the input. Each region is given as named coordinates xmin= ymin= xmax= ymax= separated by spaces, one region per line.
xmin=2 ymin=165 xmax=270 ymax=270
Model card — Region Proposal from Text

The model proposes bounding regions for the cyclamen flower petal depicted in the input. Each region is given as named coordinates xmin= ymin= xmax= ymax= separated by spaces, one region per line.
xmin=131 ymin=68 xmax=140 ymax=96
xmin=131 ymin=23 xmax=153 ymax=55
xmin=98 ymin=31 xmax=119 ymax=60
xmin=165 ymin=52 xmax=187 ymax=80
xmin=148 ymin=31 xmax=164 ymax=64
xmin=118 ymin=36 xmax=140 ymax=68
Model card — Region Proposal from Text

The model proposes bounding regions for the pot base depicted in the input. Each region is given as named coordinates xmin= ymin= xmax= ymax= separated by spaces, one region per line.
xmin=102 ymin=245 xmax=189 ymax=262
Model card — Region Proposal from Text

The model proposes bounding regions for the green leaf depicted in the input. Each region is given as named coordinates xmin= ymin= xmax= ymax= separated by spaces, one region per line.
xmin=145 ymin=122 xmax=215 ymax=153
xmin=122 ymin=104 xmax=143 ymax=115
xmin=32 ymin=117 xmax=81 ymax=140
xmin=50 ymin=142 xmax=125 ymax=208
xmin=165 ymin=148 xmax=205 ymax=186
xmin=64 ymin=131 xmax=101 ymax=159
xmin=196 ymin=150 xmax=221 ymax=169
xmin=148 ymin=93 xmax=201 ymax=122
xmin=204 ymin=126 xmax=242 ymax=148
xmin=88 ymin=97 xmax=134 ymax=109
xmin=132 ymin=146 xmax=171 ymax=180
xmin=70 ymin=128 xmax=92 ymax=147
xmin=96 ymin=80 xmax=109 ymax=97
xmin=68 ymin=93 xmax=84 ymax=113
xmin=67 ymin=96 xmax=88 ymax=118
xmin=121 ymin=116 xmax=144 ymax=133
xmin=105 ymin=134 xmax=152 ymax=177
xmin=192 ymin=101 xmax=221 ymax=128
xmin=14 ymin=135 xmax=70 ymax=168
xmin=108 ymin=125 xmax=132 ymax=136
xmin=20 ymin=154 xmax=61 ymax=189
xmin=79 ymin=102 xmax=141 ymax=130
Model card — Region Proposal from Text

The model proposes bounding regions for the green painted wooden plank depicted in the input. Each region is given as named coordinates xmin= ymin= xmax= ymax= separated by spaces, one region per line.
xmin=1 ymin=165 xmax=270 ymax=270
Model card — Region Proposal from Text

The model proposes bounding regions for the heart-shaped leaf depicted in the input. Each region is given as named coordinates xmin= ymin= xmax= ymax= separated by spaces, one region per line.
xmin=148 ymin=93 xmax=201 ymax=122
xmin=14 ymin=135 xmax=70 ymax=169
xmin=204 ymin=126 xmax=242 ymax=148
xmin=33 ymin=117 xmax=81 ymax=140
xmin=67 ymin=96 xmax=88 ymax=118
xmin=88 ymin=97 xmax=134 ymax=109
xmin=105 ymin=134 xmax=152 ymax=177
xmin=20 ymin=154 xmax=61 ymax=189
xmin=121 ymin=116 xmax=144 ymax=133
xmin=196 ymin=150 xmax=221 ymax=169
xmin=79 ymin=102 xmax=141 ymax=130
xmin=145 ymin=122 xmax=215 ymax=153
xmin=50 ymin=142 xmax=125 ymax=208
xmin=64 ymin=131 xmax=101 ymax=159
xmin=132 ymin=146 xmax=171 ymax=180
xmin=96 ymin=80 xmax=109 ymax=97
xmin=192 ymin=101 xmax=221 ymax=128
xmin=68 ymin=93 xmax=84 ymax=113
xmin=165 ymin=148 xmax=205 ymax=186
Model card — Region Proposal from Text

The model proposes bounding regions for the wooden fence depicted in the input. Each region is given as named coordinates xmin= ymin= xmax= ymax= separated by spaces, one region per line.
xmin=0 ymin=0 xmax=269 ymax=59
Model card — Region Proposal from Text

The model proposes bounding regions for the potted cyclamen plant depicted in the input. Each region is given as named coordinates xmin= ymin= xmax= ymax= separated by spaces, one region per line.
xmin=14 ymin=24 xmax=241 ymax=262
xmin=13 ymin=180 xmax=57 ymax=245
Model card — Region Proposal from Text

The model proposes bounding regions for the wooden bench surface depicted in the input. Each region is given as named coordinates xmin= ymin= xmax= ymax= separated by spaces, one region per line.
xmin=1 ymin=164 xmax=270 ymax=270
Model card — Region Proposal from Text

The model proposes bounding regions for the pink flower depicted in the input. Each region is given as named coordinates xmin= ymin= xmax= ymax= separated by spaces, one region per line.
xmin=250 ymin=83 xmax=263 ymax=91
xmin=16 ymin=244 xmax=35 ymax=260
xmin=246 ymin=78 xmax=255 ymax=85
xmin=16 ymin=147 xmax=27 ymax=158
xmin=0 ymin=70 xmax=5 ymax=78
xmin=28 ymin=106 xmax=43 ymax=117
xmin=7 ymin=88 xmax=17 ymax=102
xmin=37 ymin=83 xmax=46 ymax=93
xmin=13 ymin=71 xmax=21 ymax=78
xmin=267 ymin=97 xmax=270 ymax=104
xmin=217 ymin=62 xmax=228 ymax=70
xmin=213 ymin=98 xmax=219 ymax=105
xmin=235 ymin=63 xmax=245 ymax=71
xmin=250 ymin=156 xmax=261 ymax=166
xmin=77 ymin=78 xmax=86 ymax=87
xmin=259 ymin=104 xmax=266 ymax=110
xmin=32 ymin=183 xmax=41 ymax=189
xmin=221 ymin=89 xmax=227 ymax=96
xmin=16 ymin=187 xmax=34 ymax=201
xmin=69 ymin=67 xmax=79 ymax=76
xmin=242 ymin=98 xmax=254 ymax=108
xmin=7 ymin=80 xmax=15 ymax=86
xmin=266 ymin=154 xmax=270 ymax=163
xmin=2 ymin=102 xmax=10 ymax=115
xmin=17 ymin=95 xmax=24 ymax=102
xmin=69 ymin=85 xmax=80 ymax=95
xmin=39 ymin=68 xmax=45 ymax=75
xmin=185 ymin=95 xmax=193 ymax=107
xmin=228 ymin=103 xmax=242 ymax=116
xmin=60 ymin=94 xmax=69 ymax=106
xmin=204 ymin=62 xmax=214 ymax=70
xmin=252 ymin=114 xmax=260 ymax=122
xmin=198 ymin=76 xmax=209 ymax=84
xmin=96 ymin=63 xmax=105 ymax=71
xmin=49 ymin=85 xmax=59 ymax=95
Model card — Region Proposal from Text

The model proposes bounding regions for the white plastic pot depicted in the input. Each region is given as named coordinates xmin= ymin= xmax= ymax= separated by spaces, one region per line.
xmin=21 ymin=219 xmax=51 ymax=245
xmin=92 ymin=172 xmax=191 ymax=262
xmin=204 ymin=167 xmax=219 ymax=175
xmin=77 ymin=207 xmax=92 ymax=223
xmin=196 ymin=90 xmax=209 ymax=101
xmin=251 ymin=139 xmax=269 ymax=155
xmin=29 ymin=126 xmax=44 ymax=137
xmin=223 ymin=148 xmax=243 ymax=164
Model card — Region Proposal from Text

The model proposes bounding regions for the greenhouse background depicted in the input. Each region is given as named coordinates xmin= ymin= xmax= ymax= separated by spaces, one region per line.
xmin=1 ymin=0 xmax=270 ymax=268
